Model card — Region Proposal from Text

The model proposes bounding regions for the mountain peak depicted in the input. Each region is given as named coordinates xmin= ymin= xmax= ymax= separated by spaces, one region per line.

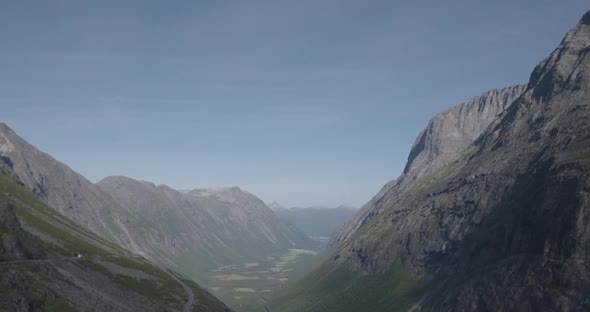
xmin=528 ymin=10 xmax=590 ymax=102
xmin=268 ymin=201 xmax=285 ymax=211
xmin=0 ymin=123 xmax=23 ymax=154
xmin=188 ymin=186 xmax=244 ymax=195
xmin=98 ymin=175 xmax=158 ymax=189
xmin=295 ymin=10 xmax=590 ymax=312
xmin=329 ymin=84 xmax=529 ymax=246
xmin=402 ymin=85 xmax=526 ymax=183
xmin=186 ymin=186 xmax=261 ymax=206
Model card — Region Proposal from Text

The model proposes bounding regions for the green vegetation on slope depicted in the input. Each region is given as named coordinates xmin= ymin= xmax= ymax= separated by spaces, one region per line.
xmin=0 ymin=172 xmax=230 ymax=312
xmin=269 ymin=258 xmax=432 ymax=312
xmin=202 ymin=248 xmax=323 ymax=312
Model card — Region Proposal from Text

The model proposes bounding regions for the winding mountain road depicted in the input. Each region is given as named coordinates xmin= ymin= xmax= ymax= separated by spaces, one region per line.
xmin=161 ymin=267 xmax=195 ymax=312
xmin=1 ymin=258 xmax=195 ymax=312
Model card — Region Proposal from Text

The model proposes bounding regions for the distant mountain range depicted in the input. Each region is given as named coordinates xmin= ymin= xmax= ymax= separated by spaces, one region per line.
xmin=270 ymin=11 xmax=590 ymax=312
xmin=0 ymin=122 xmax=318 ymax=311
xmin=97 ymin=177 xmax=316 ymax=274
xmin=271 ymin=204 xmax=357 ymax=240
xmin=268 ymin=201 xmax=286 ymax=211
xmin=2 ymin=9 xmax=589 ymax=312
xmin=0 ymin=149 xmax=230 ymax=311
xmin=0 ymin=123 xmax=315 ymax=276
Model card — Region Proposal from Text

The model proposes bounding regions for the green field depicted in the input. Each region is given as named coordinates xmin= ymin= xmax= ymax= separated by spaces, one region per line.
xmin=268 ymin=258 xmax=433 ymax=312
xmin=201 ymin=248 xmax=322 ymax=312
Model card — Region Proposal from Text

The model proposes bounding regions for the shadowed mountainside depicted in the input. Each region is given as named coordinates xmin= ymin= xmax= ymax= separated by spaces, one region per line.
xmin=271 ymin=11 xmax=590 ymax=312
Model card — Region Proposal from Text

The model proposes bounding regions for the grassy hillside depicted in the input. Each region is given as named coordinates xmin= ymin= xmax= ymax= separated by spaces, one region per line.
xmin=269 ymin=257 xmax=432 ymax=312
xmin=0 ymin=172 xmax=231 ymax=311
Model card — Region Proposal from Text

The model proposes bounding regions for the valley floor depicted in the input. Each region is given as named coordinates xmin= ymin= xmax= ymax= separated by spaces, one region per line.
xmin=202 ymin=248 xmax=321 ymax=312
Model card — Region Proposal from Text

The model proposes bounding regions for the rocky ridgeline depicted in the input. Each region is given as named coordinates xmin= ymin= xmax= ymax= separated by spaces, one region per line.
xmin=331 ymin=84 xmax=526 ymax=245
xmin=272 ymin=10 xmax=590 ymax=312
xmin=331 ymin=10 xmax=590 ymax=311
xmin=0 ymin=122 xmax=314 ymax=278
xmin=97 ymin=176 xmax=315 ymax=272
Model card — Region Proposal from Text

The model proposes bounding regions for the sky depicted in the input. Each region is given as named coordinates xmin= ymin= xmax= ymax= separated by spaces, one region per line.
xmin=0 ymin=1 xmax=588 ymax=208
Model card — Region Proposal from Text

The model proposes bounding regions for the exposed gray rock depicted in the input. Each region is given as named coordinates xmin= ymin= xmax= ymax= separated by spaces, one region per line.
xmin=331 ymin=85 xmax=526 ymax=245
xmin=0 ymin=202 xmax=45 ymax=261
xmin=287 ymin=10 xmax=590 ymax=312
xmin=403 ymin=85 xmax=527 ymax=182
xmin=340 ymin=10 xmax=590 ymax=311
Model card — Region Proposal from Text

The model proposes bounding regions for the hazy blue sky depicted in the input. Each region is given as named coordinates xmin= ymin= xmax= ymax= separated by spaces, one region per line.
xmin=1 ymin=1 xmax=588 ymax=207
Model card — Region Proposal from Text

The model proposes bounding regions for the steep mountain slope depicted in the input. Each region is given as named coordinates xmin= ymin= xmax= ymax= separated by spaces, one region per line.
xmin=0 ymin=124 xmax=315 ymax=275
xmin=403 ymin=85 xmax=527 ymax=182
xmin=275 ymin=206 xmax=357 ymax=239
xmin=331 ymin=84 xmax=526 ymax=245
xmin=272 ymin=11 xmax=590 ymax=312
xmin=96 ymin=176 xmax=316 ymax=275
xmin=0 ymin=168 xmax=231 ymax=311
xmin=0 ymin=124 xmax=139 ymax=248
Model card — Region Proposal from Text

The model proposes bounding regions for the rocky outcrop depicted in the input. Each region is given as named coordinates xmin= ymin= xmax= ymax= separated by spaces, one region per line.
xmin=403 ymin=85 xmax=527 ymax=182
xmin=0 ymin=202 xmax=45 ymax=261
xmin=331 ymin=85 xmax=526 ymax=245
xmin=340 ymin=10 xmax=590 ymax=311
xmin=287 ymin=10 xmax=590 ymax=312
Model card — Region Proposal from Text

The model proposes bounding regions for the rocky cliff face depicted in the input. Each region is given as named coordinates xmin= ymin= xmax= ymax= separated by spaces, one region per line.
xmin=277 ymin=10 xmax=590 ymax=312
xmin=403 ymin=85 xmax=527 ymax=182
xmin=0 ymin=202 xmax=45 ymax=261
xmin=331 ymin=84 xmax=526 ymax=245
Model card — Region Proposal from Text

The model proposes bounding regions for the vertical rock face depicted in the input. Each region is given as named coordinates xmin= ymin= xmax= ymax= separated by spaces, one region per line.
xmin=331 ymin=84 xmax=526 ymax=245
xmin=286 ymin=10 xmax=590 ymax=312
xmin=403 ymin=85 xmax=527 ymax=182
